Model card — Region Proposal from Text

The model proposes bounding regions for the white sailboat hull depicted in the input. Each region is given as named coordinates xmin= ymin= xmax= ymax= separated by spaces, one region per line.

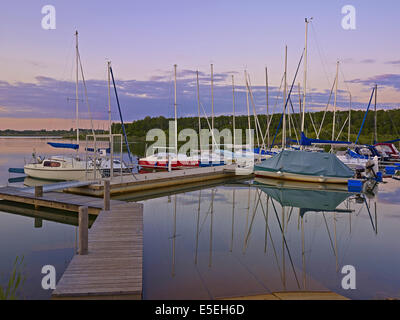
xmin=24 ymin=165 xmax=92 ymax=181
xmin=254 ymin=170 xmax=351 ymax=184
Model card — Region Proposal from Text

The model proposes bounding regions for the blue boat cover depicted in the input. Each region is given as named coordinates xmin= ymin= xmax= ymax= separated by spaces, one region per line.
xmin=347 ymin=149 xmax=367 ymax=159
xmin=382 ymin=138 xmax=400 ymax=144
xmin=254 ymin=150 xmax=354 ymax=178
xmin=299 ymin=132 xmax=350 ymax=146
xmin=48 ymin=142 xmax=79 ymax=150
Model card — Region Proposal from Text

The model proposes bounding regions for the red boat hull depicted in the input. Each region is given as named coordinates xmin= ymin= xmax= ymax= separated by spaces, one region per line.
xmin=138 ymin=159 xmax=199 ymax=170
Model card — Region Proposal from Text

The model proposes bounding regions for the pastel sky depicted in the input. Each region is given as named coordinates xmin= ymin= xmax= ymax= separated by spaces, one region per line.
xmin=1 ymin=0 xmax=400 ymax=129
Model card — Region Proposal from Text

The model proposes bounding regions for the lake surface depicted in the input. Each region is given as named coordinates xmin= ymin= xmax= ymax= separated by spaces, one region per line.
xmin=1 ymin=137 xmax=400 ymax=299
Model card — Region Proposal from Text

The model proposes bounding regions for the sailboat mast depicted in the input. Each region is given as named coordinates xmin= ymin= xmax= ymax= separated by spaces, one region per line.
xmin=374 ymin=84 xmax=378 ymax=144
xmin=301 ymin=18 xmax=311 ymax=134
xmin=75 ymin=30 xmax=79 ymax=146
xmin=332 ymin=60 xmax=339 ymax=141
xmin=211 ymin=64 xmax=214 ymax=134
xmin=196 ymin=70 xmax=201 ymax=131
xmin=232 ymin=75 xmax=236 ymax=150
xmin=348 ymin=91 xmax=352 ymax=141
xmin=174 ymin=64 xmax=178 ymax=156
xmin=107 ymin=61 xmax=112 ymax=134
xmin=266 ymin=67 xmax=269 ymax=148
xmin=245 ymin=70 xmax=251 ymax=148
xmin=196 ymin=70 xmax=201 ymax=154
xmin=282 ymin=46 xmax=287 ymax=149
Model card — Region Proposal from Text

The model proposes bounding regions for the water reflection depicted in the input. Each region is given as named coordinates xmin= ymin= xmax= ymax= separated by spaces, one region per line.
xmin=143 ymin=179 xmax=393 ymax=300
xmin=1 ymin=137 xmax=400 ymax=300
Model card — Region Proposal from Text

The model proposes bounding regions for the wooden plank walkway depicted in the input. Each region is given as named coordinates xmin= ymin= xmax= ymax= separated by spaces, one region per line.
xmin=0 ymin=185 xmax=144 ymax=299
xmin=0 ymin=186 xmax=120 ymax=215
xmin=52 ymin=202 xmax=143 ymax=299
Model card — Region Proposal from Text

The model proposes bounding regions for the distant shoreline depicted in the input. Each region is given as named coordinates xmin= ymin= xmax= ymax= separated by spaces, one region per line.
xmin=0 ymin=136 xmax=64 ymax=139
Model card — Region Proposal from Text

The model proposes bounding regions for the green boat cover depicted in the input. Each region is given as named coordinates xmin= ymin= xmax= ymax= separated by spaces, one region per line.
xmin=254 ymin=150 xmax=354 ymax=178
xmin=255 ymin=184 xmax=352 ymax=217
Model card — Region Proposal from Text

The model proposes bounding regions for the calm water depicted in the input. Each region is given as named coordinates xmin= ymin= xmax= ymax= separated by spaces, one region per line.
xmin=1 ymin=137 xmax=400 ymax=299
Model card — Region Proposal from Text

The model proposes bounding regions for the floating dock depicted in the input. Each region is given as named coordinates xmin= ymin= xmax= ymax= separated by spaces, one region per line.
xmin=66 ymin=164 xmax=241 ymax=197
xmin=0 ymin=185 xmax=144 ymax=299
xmin=52 ymin=201 xmax=143 ymax=299
xmin=0 ymin=186 xmax=115 ymax=215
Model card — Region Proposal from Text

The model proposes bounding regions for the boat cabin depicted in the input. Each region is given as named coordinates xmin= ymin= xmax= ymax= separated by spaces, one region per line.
xmin=374 ymin=143 xmax=400 ymax=159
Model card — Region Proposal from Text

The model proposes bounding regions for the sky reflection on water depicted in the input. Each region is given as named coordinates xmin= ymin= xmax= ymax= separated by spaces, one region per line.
xmin=1 ymin=137 xmax=400 ymax=300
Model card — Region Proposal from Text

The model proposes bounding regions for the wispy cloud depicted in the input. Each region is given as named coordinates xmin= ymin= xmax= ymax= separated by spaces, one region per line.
xmin=0 ymin=72 xmax=397 ymax=122
xmin=347 ymin=74 xmax=400 ymax=91
xmin=360 ymin=59 xmax=376 ymax=64
xmin=385 ymin=60 xmax=400 ymax=65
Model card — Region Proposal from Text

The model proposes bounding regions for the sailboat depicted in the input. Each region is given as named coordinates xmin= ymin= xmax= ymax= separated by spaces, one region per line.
xmin=23 ymin=31 xmax=100 ymax=181
xmin=138 ymin=65 xmax=200 ymax=170
xmin=254 ymin=149 xmax=355 ymax=184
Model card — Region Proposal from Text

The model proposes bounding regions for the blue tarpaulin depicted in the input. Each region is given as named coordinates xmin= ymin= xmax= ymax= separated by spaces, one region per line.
xmin=298 ymin=132 xmax=351 ymax=146
xmin=47 ymin=142 xmax=79 ymax=150
xmin=254 ymin=150 xmax=354 ymax=178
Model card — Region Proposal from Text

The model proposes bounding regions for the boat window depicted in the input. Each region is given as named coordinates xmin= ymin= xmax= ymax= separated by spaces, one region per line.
xmin=376 ymin=145 xmax=392 ymax=153
xmin=359 ymin=148 xmax=372 ymax=156
xmin=393 ymin=144 xmax=399 ymax=153
xmin=43 ymin=161 xmax=61 ymax=167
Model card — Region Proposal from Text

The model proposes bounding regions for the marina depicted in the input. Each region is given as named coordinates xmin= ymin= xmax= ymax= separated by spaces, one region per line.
xmin=0 ymin=138 xmax=400 ymax=300
xmin=2 ymin=1 xmax=400 ymax=307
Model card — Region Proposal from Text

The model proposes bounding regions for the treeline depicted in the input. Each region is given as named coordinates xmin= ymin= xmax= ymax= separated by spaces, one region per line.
xmin=112 ymin=109 xmax=400 ymax=146
xmin=0 ymin=129 xmax=106 ymax=138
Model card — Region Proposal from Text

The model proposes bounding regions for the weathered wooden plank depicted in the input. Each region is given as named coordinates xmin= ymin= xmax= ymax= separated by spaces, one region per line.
xmin=0 ymin=186 xmax=144 ymax=299
xmin=52 ymin=201 xmax=143 ymax=299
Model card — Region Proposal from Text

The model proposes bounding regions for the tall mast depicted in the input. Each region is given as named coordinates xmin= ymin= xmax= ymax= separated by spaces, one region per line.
xmin=282 ymin=46 xmax=287 ymax=149
xmin=232 ymin=75 xmax=236 ymax=149
xmin=196 ymin=71 xmax=201 ymax=132
xmin=196 ymin=70 xmax=201 ymax=153
xmin=174 ymin=64 xmax=178 ymax=156
xmin=107 ymin=61 xmax=112 ymax=134
xmin=211 ymin=64 xmax=214 ymax=133
xmin=245 ymin=70 xmax=251 ymax=148
xmin=301 ymin=18 xmax=312 ymax=134
xmin=75 ymin=30 xmax=79 ymax=146
xmin=374 ymin=84 xmax=378 ymax=144
xmin=265 ymin=67 xmax=269 ymax=147
xmin=332 ymin=60 xmax=339 ymax=141
xmin=348 ymin=91 xmax=352 ymax=141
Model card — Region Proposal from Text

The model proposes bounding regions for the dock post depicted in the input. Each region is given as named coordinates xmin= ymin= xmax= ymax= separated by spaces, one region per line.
xmin=34 ymin=217 xmax=43 ymax=228
xmin=34 ymin=185 xmax=43 ymax=197
xmin=104 ymin=180 xmax=110 ymax=211
xmin=78 ymin=206 xmax=88 ymax=255
xmin=34 ymin=186 xmax=43 ymax=209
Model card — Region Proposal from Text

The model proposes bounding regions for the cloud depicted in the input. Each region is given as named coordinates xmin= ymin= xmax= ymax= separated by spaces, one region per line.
xmin=0 ymin=73 xmax=396 ymax=122
xmin=149 ymin=69 xmax=233 ymax=84
xmin=341 ymin=58 xmax=376 ymax=64
xmin=385 ymin=60 xmax=400 ymax=65
xmin=347 ymin=74 xmax=400 ymax=91
xmin=360 ymin=59 xmax=376 ymax=64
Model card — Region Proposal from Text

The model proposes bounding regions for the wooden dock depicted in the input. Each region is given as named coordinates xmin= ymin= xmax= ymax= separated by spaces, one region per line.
xmin=52 ymin=202 xmax=143 ymax=299
xmin=66 ymin=164 xmax=242 ymax=197
xmin=0 ymin=186 xmax=118 ymax=215
xmin=0 ymin=185 xmax=144 ymax=299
